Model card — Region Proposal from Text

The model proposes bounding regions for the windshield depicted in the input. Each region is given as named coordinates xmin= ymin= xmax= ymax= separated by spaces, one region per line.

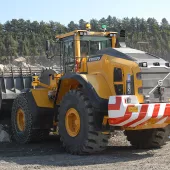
xmin=80 ymin=36 xmax=112 ymax=56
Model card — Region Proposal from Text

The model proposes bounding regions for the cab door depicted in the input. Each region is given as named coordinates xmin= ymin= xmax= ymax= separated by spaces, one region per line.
xmin=61 ymin=36 xmax=75 ymax=73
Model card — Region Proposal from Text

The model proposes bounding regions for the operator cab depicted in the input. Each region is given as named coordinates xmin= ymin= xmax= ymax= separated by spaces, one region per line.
xmin=46 ymin=24 xmax=124 ymax=73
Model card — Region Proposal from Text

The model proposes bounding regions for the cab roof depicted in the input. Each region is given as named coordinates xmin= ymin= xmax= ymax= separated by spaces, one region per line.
xmin=56 ymin=30 xmax=118 ymax=39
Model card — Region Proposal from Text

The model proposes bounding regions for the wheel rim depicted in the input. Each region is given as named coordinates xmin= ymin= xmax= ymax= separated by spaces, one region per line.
xmin=65 ymin=108 xmax=80 ymax=137
xmin=16 ymin=108 xmax=25 ymax=132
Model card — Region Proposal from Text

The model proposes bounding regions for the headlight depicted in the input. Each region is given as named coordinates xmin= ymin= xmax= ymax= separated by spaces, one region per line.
xmin=139 ymin=62 xmax=147 ymax=67
xmin=142 ymin=62 xmax=147 ymax=67
xmin=79 ymin=32 xmax=84 ymax=35
xmin=165 ymin=63 xmax=170 ymax=67
xmin=79 ymin=31 xmax=87 ymax=36
xmin=126 ymin=82 xmax=131 ymax=95
xmin=109 ymin=33 xmax=116 ymax=37
xmin=126 ymin=74 xmax=134 ymax=95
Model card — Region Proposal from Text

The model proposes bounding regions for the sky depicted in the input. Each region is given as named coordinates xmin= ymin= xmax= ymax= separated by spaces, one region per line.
xmin=0 ymin=0 xmax=170 ymax=25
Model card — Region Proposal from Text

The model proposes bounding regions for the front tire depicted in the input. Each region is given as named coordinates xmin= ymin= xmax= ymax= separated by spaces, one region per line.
xmin=58 ymin=90 xmax=109 ymax=155
xmin=11 ymin=93 xmax=49 ymax=144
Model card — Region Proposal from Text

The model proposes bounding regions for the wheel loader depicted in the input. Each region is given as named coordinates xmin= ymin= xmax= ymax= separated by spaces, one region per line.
xmin=10 ymin=23 xmax=170 ymax=155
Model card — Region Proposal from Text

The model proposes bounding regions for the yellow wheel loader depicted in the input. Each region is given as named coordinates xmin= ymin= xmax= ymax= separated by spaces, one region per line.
xmin=11 ymin=24 xmax=170 ymax=155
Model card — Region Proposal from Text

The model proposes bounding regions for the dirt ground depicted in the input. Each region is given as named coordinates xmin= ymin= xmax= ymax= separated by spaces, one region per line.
xmin=0 ymin=132 xmax=170 ymax=170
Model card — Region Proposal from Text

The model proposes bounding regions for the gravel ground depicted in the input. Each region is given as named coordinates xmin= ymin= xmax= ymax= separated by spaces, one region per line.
xmin=0 ymin=131 xmax=170 ymax=170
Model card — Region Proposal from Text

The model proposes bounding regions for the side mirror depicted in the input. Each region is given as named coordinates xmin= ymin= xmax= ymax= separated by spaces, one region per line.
xmin=46 ymin=40 xmax=50 ymax=51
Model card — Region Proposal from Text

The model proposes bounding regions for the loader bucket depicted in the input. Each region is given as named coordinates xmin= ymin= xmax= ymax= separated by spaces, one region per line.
xmin=0 ymin=66 xmax=43 ymax=117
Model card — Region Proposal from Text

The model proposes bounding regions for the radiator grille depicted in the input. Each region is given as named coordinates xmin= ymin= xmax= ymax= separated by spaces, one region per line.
xmin=140 ymin=67 xmax=170 ymax=103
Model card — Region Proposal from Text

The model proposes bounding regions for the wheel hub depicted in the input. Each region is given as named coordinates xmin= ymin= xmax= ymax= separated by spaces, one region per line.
xmin=65 ymin=108 xmax=80 ymax=137
xmin=16 ymin=108 xmax=25 ymax=132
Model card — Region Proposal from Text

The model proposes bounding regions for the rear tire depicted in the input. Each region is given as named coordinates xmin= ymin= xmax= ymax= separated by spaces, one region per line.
xmin=58 ymin=89 xmax=110 ymax=155
xmin=11 ymin=93 xmax=49 ymax=144
xmin=124 ymin=127 xmax=169 ymax=149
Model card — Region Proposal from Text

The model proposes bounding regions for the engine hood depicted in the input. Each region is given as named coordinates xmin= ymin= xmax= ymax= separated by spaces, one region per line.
xmin=114 ymin=47 xmax=169 ymax=67
xmin=96 ymin=47 xmax=169 ymax=68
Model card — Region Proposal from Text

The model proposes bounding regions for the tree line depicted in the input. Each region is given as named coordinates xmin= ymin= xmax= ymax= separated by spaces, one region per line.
xmin=0 ymin=16 xmax=170 ymax=64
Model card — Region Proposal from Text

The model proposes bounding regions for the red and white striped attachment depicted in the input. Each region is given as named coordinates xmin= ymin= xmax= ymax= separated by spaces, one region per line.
xmin=108 ymin=96 xmax=170 ymax=127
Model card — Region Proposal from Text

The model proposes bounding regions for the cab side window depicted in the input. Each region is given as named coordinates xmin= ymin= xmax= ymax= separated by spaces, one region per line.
xmin=62 ymin=36 xmax=74 ymax=72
